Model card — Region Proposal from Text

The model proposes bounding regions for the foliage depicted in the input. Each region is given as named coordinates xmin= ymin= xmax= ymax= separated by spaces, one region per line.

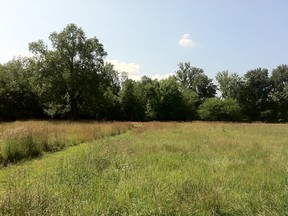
xmin=238 ymin=68 xmax=271 ymax=121
xmin=216 ymin=70 xmax=242 ymax=99
xmin=0 ymin=58 xmax=43 ymax=120
xmin=119 ymin=79 xmax=146 ymax=121
xmin=141 ymin=77 xmax=161 ymax=120
xmin=176 ymin=62 xmax=216 ymax=100
xmin=269 ymin=64 xmax=288 ymax=122
xmin=0 ymin=24 xmax=288 ymax=122
xmin=182 ymin=88 xmax=199 ymax=120
xmin=198 ymin=98 xmax=242 ymax=121
xmin=158 ymin=76 xmax=186 ymax=120
xmin=29 ymin=24 xmax=107 ymax=119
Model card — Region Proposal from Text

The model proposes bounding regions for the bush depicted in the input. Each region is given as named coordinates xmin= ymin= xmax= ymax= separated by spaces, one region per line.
xmin=198 ymin=98 xmax=242 ymax=121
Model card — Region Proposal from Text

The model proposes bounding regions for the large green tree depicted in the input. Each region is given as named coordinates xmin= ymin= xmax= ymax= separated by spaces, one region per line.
xmin=158 ymin=76 xmax=186 ymax=120
xmin=97 ymin=63 xmax=121 ymax=120
xmin=176 ymin=62 xmax=216 ymax=100
xmin=216 ymin=70 xmax=242 ymax=99
xmin=0 ymin=58 xmax=43 ymax=120
xmin=139 ymin=76 xmax=161 ymax=120
xmin=182 ymin=88 xmax=199 ymax=120
xmin=29 ymin=24 xmax=107 ymax=119
xmin=119 ymin=79 xmax=146 ymax=121
xmin=269 ymin=64 xmax=288 ymax=122
xmin=239 ymin=68 xmax=271 ymax=121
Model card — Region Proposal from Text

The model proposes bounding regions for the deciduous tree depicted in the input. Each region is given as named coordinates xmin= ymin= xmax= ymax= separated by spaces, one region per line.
xmin=216 ymin=70 xmax=242 ymax=99
xmin=269 ymin=64 xmax=288 ymax=121
xmin=239 ymin=68 xmax=271 ymax=121
xmin=176 ymin=62 xmax=216 ymax=100
xmin=0 ymin=58 xmax=43 ymax=120
xmin=29 ymin=24 xmax=107 ymax=118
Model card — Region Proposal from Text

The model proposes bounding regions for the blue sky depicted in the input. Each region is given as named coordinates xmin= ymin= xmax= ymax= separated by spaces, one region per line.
xmin=0 ymin=0 xmax=287 ymax=79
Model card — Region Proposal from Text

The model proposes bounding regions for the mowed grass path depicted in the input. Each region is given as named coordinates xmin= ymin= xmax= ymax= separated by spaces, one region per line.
xmin=0 ymin=122 xmax=287 ymax=215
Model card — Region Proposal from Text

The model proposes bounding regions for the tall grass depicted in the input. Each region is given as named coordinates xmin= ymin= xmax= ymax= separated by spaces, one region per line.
xmin=0 ymin=122 xmax=287 ymax=215
xmin=0 ymin=121 xmax=133 ymax=165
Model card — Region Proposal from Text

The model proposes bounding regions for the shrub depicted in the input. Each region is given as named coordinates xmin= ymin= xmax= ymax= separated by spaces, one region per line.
xmin=198 ymin=98 xmax=242 ymax=121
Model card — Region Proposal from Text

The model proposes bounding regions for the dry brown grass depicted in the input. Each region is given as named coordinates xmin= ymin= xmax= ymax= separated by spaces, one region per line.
xmin=0 ymin=121 xmax=133 ymax=165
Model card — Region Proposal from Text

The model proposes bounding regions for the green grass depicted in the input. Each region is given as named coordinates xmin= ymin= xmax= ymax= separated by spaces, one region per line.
xmin=0 ymin=122 xmax=287 ymax=215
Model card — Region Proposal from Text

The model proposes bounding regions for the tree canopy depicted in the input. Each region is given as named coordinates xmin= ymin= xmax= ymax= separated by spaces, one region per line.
xmin=29 ymin=24 xmax=107 ymax=119
xmin=0 ymin=24 xmax=287 ymax=122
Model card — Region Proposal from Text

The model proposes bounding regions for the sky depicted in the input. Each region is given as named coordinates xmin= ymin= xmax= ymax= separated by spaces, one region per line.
xmin=0 ymin=0 xmax=288 ymax=80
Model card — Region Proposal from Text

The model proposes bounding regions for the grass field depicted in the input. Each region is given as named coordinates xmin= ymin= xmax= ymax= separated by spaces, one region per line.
xmin=0 ymin=122 xmax=287 ymax=215
xmin=0 ymin=121 xmax=133 ymax=164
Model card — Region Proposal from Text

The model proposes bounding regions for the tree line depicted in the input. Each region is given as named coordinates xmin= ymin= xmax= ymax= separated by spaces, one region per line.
xmin=0 ymin=24 xmax=288 ymax=122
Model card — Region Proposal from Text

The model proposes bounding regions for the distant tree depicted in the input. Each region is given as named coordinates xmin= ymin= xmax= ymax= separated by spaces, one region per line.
xmin=182 ymin=89 xmax=199 ymax=120
xmin=140 ymin=77 xmax=161 ymax=120
xmin=120 ymin=72 xmax=129 ymax=86
xmin=119 ymin=79 xmax=146 ymax=121
xmin=238 ymin=68 xmax=271 ymax=121
xmin=140 ymin=75 xmax=153 ymax=85
xmin=158 ymin=76 xmax=186 ymax=120
xmin=96 ymin=63 xmax=121 ymax=120
xmin=0 ymin=58 xmax=43 ymax=120
xmin=29 ymin=23 xmax=107 ymax=119
xmin=176 ymin=62 xmax=216 ymax=100
xmin=216 ymin=70 xmax=242 ymax=99
xmin=141 ymin=76 xmax=199 ymax=121
xmin=101 ymin=63 xmax=121 ymax=95
xmin=176 ymin=62 xmax=202 ymax=89
xmin=196 ymin=74 xmax=217 ymax=100
xmin=269 ymin=64 xmax=288 ymax=122
xmin=198 ymin=98 xmax=242 ymax=121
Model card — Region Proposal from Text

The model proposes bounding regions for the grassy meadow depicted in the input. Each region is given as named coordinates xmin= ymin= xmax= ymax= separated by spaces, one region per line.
xmin=0 ymin=122 xmax=287 ymax=215
xmin=0 ymin=121 xmax=133 ymax=165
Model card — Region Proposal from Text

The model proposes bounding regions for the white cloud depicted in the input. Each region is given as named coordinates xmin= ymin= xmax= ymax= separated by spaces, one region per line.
xmin=178 ymin=34 xmax=197 ymax=48
xmin=152 ymin=73 xmax=174 ymax=80
xmin=0 ymin=52 xmax=33 ymax=64
xmin=106 ymin=59 xmax=141 ymax=80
